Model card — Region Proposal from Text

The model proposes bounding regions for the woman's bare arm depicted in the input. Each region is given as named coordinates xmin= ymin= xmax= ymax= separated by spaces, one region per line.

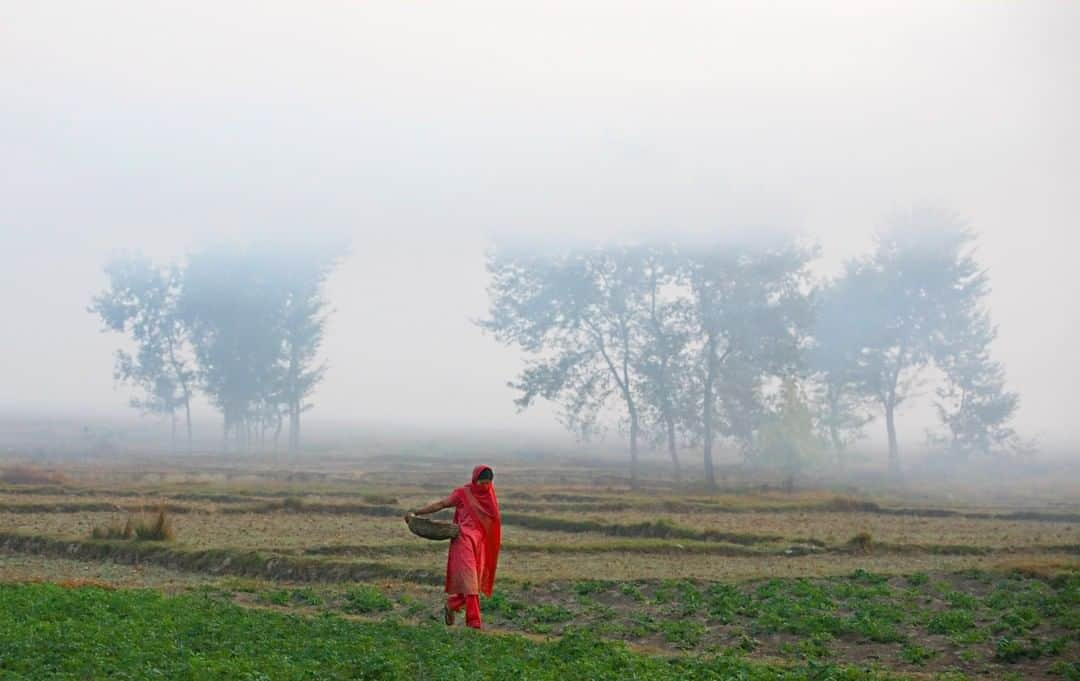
xmin=407 ymin=497 xmax=454 ymax=518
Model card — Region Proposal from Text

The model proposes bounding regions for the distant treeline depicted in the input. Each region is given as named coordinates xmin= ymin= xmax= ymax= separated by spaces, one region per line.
xmin=90 ymin=242 xmax=343 ymax=455
xmin=482 ymin=207 xmax=1026 ymax=486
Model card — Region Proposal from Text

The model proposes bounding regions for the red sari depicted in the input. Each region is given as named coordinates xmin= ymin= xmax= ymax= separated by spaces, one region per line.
xmin=445 ymin=465 xmax=501 ymax=597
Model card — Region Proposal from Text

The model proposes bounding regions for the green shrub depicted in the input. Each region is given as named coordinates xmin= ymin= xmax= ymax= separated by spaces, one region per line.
xmin=291 ymin=587 xmax=323 ymax=606
xmin=999 ymin=606 xmax=1041 ymax=633
xmin=619 ymin=583 xmax=645 ymax=602
xmin=1048 ymin=660 xmax=1078 ymax=678
xmin=259 ymin=589 xmax=291 ymax=606
xmin=659 ymin=620 xmax=706 ymax=650
xmin=899 ymin=644 xmax=935 ymax=665
xmin=995 ymin=636 xmax=1043 ymax=662
xmin=928 ymin=611 xmax=974 ymax=635
xmin=945 ymin=590 xmax=979 ymax=610
xmin=706 ymin=583 xmax=750 ymax=623
xmin=343 ymin=586 xmax=392 ymax=614
xmin=798 ymin=633 xmax=832 ymax=660
xmin=484 ymin=592 xmax=525 ymax=618
xmin=524 ymin=604 xmax=574 ymax=625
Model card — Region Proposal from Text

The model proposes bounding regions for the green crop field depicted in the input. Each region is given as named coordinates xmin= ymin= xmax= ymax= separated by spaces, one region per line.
xmin=0 ymin=457 xmax=1077 ymax=680
xmin=0 ymin=583 xmax=908 ymax=680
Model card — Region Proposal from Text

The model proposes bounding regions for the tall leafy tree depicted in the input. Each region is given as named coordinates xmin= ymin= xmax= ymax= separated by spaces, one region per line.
xmin=90 ymin=255 xmax=196 ymax=453
xmin=276 ymin=244 xmax=340 ymax=456
xmin=482 ymin=243 xmax=651 ymax=486
xmin=807 ymin=277 xmax=874 ymax=462
xmin=681 ymin=236 xmax=814 ymax=487
xmin=635 ymin=246 xmax=694 ymax=480
xmin=844 ymin=207 xmax=986 ymax=476
xmin=758 ymin=378 xmax=825 ymax=489
xmin=181 ymin=245 xmax=287 ymax=451
xmin=180 ymin=243 xmax=339 ymax=455
xmin=930 ymin=272 xmax=1024 ymax=458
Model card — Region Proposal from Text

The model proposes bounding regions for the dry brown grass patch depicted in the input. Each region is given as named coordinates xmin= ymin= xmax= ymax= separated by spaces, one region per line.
xmin=90 ymin=509 xmax=175 ymax=542
xmin=994 ymin=556 xmax=1080 ymax=579
xmin=846 ymin=531 xmax=874 ymax=554
xmin=134 ymin=508 xmax=175 ymax=541
xmin=91 ymin=516 xmax=134 ymax=540
xmin=1 ymin=465 xmax=69 ymax=486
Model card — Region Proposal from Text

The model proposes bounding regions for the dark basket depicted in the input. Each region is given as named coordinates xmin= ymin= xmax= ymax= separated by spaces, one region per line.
xmin=406 ymin=514 xmax=459 ymax=541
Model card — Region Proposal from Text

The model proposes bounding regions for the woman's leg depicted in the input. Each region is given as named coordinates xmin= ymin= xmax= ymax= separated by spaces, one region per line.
xmin=445 ymin=594 xmax=468 ymax=625
xmin=447 ymin=594 xmax=467 ymax=612
xmin=464 ymin=594 xmax=482 ymax=629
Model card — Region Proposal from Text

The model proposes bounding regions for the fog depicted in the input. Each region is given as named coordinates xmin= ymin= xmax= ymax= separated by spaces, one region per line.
xmin=1 ymin=2 xmax=1078 ymax=454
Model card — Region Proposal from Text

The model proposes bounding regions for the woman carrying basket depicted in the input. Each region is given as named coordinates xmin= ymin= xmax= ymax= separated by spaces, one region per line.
xmin=405 ymin=465 xmax=501 ymax=629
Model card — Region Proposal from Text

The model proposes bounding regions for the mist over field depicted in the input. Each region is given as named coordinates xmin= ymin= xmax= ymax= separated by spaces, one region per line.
xmin=1 ymin=1 xmax=1078 ymax=466
xmin=4 ymin=6 xmax=1080 ymax=679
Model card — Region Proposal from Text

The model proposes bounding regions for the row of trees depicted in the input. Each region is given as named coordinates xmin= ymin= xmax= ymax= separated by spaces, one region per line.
xmin=90 ymin=243 xmax=341 ymax=455
xmin=482 ymin=208 xmax=1025 ymax=486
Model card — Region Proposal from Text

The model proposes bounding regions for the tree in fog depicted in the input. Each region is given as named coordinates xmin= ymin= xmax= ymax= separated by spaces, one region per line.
xmin=682 ymin=237 xmax=814 ymax=487
xmin=181 ymin=246 xmax=284 ymax=450
xmin=276 ymin=245 xmax=340 ymax=455
xmin=758 ymin=378 xmax=824 ymax=489
xmin=635 ymin=247 xmax=694 ymax=480
xmin=482 ymin=244 xmax=651 ymax=486
xmin=180 ymin=243 xmax=340 ymax=454
xmin=90 ymin=255 xmax=196 ymax=453
xmin=843 ymin=207 xmax=990 ymax=476
xmin=807 ymin=277 xmax=874 ymax=462
xmin=929 ymin=266 xmax=1024 ymax=458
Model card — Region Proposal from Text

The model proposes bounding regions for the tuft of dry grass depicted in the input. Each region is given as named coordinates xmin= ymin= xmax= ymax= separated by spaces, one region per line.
xmin=91 ymin=509 xmax=174 ymax=542
xmin=1 ymin=465 xmax=68 ymax=486
xmin=134 ymin=508 xmax=175 ymax=541
xmin=847 ymin=531 xmax=874 ymax=554
xmin=281 ymin=496 xmax=306 ymax=511
xmin=91 ymin=516 xmax=134 ymax=540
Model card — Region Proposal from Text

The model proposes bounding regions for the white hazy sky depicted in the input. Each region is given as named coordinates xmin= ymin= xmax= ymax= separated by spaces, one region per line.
xmin=1 ymin=2 xmax=1078 ymax=449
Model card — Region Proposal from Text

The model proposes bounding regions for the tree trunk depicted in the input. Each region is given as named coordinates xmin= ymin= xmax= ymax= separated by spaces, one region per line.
xmin=885 ymin=401 xmax=901 ymax=476
xmin=828 ymin=389 xmax=844 ymax=466
xmin=170 ymin=410 xmax=177 ymax=456
xmin=665 ymin=412 xmax=681 ymax=482
xmin=829 ymin=420 xmax=842 ymax=465
xmin=702 ymin=337 xmax=717 ymax=489
xmin=288 ymin=401 xmax=300 ymax=457
xmin=183 ymin=397 xmax=193 ymax=456
xmin=628 ymin=405 xmax=640 ymax=489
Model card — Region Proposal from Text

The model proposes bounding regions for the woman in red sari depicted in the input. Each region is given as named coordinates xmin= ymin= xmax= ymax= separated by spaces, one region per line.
xmin=406 ymin=465 xmax=501 ymax=629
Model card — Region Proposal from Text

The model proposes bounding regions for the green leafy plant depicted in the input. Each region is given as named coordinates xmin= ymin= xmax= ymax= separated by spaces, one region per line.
xmin=343 ymin=586 xmax=392 ymax=614
xmin=899 ymin=644 xmax=935 ymax=665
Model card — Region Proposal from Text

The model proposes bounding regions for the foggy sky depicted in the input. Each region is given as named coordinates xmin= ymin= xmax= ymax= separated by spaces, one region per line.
xmin=1 ymin=2 xmax=1078 ymax=449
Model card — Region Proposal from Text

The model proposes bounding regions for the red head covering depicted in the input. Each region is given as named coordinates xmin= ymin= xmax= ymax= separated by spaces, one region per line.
xmin=461 ymin=464 xmax=501 ymax=596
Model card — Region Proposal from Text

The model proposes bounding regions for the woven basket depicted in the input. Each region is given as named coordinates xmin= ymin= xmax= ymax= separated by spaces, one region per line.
xmin=406 ymin=514 xmax=459 ymax=541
